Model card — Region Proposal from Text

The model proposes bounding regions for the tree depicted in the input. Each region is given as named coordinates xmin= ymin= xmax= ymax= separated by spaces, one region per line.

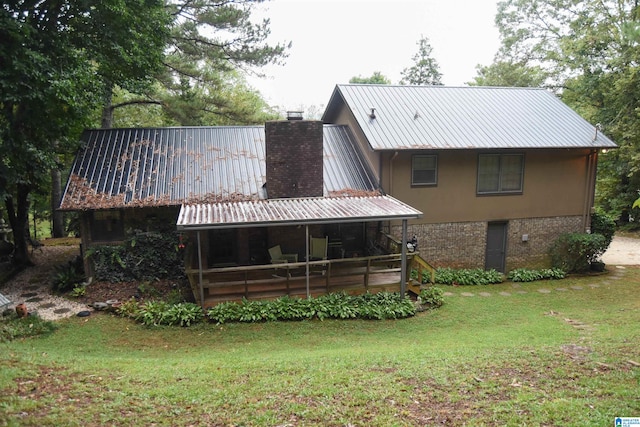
xmin=492 ymin=0 xmax=640 ymax=222
xmin=349 ymin=72 xmax=392 ymax=85
xmin=103 ymin=0 xmax=291 ymax=128
xmin=0 ymin=1 xmax=169 ymax=268
xmin=468 ymin=61 xmax=548 ymax=87
xmin=400 ymin=36 xmax=442 ymax=85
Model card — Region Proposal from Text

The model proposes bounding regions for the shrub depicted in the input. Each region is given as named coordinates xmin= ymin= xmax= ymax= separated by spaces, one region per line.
xmin=549 ymin=233 xmax=607 ymax=273
xmin=507 ymin=268 xmax=566 ymax=282
xmin=89 ymin=231 xmax=186 ymax=283
xmin=434 ymin=268 xmax=504 ymax=285
xmin=206 ymin=292 xmax=418 ymax=324
xmin=51 ymin=256 xmax=85 ymax=293
xmin=418 ymin=286 xmax=445 ymax=308
xmin=591 ymin=210 xmax=616 ymax=248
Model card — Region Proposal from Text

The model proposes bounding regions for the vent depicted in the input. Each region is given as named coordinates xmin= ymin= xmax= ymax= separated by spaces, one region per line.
xmin=287 ymin=111 xmax=304 ymax=121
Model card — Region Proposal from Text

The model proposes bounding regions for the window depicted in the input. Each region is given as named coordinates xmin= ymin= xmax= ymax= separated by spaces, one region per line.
xmin=412 ymin=155 xmax=438 ymax=185
xmin=477 ymin=154 xmax=524 ymax=194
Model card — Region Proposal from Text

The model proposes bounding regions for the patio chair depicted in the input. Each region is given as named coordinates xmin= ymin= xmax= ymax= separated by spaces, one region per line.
xmin=268 ymin=245 xmax=298 ymax=263
xmin=309 ymin=236 xmax=328 ymax=274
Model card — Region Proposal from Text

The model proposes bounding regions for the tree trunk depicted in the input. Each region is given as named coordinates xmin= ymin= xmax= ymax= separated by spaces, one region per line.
xmin=6 ymin=184 xmax=34 ymax=267
xmin=51 ymin=168 xmax=65 ymax=237
xmin=101 ymin=83 xmax=114 ymax=128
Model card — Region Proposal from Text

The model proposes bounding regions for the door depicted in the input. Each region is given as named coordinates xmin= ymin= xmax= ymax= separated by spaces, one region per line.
xmin=485 ymin=222 xmax=507 ymax=272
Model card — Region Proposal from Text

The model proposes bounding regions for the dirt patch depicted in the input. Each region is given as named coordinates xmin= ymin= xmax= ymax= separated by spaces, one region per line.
xmin=77 ymin=279 xmax=193 ymax=305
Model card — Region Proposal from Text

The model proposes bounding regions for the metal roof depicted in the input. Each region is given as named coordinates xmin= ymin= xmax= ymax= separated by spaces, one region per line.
xmin=177 ymin=195 xmax=423 ymax=230
xmin=322 ymin=84 xmax=617 ymax=150
xmin=60 ymin=125 xmax=379 ymax=210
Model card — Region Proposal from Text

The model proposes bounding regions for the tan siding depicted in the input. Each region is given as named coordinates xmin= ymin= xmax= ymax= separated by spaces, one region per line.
xmin=385 ymin=149 xmax=592 ymax=225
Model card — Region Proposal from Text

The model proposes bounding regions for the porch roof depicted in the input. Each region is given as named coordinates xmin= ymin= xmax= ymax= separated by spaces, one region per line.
xmin=176 ymin=195 xmax=423 ymax=230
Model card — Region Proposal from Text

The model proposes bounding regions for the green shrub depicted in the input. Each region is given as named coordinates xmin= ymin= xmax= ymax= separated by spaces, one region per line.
xmin=434 ymin=268 xmax=504 ymax=285
xmin=51 ymin=256 xmax=85 ymax=293
xmin=507 ymin=268 xmax=566 ymax=282
xmin=163 ymin=303 xmax=204 ymax=327
xmin=206 ymin=292 xmax=418 ymax=324
xmin=591 ymin=210 xmax=616 ymax=248
xmin=549 ymin=233 xmax=607 ymax=273
xmin=89 ymin=231 xmax=186 ymax=283
xmin=418 ymin=286 xmax=445 ymax=308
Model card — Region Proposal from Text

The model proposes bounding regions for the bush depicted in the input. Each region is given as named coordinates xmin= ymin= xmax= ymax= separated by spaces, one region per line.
xmin=89 ymin=231 xmax=186 ymax=282
xmin=507 ymin=268 xmax=566 ymax=282
xmin=51 ymin=256 xmax=85 ymax=293
xmin=207 ymin=292 xmax=418 ymax=324
xmin=418 ymin=286 xmax=445 ymax=308
xmin=434 ymin=268 xmax=504 ymax=285
xmin=549 ymin=233 xmax=607 ymax=273
xmin=127 ymin=301 xmax=203 ymax=327
xmin=591 ymin=210 xmax=616 ymax=248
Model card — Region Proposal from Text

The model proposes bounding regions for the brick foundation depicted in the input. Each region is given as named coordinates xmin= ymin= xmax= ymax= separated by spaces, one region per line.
xmin=390 ymin=216 xmax=584 ymax=270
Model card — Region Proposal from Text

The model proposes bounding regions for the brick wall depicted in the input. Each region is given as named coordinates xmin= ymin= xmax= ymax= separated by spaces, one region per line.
xmin=265 ymin=120 xmax=323 ymax=199
xmin=390 ymin=215 xmax=584 ymax=270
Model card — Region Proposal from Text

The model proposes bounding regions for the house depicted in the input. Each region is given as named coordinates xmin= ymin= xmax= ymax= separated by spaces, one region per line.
xmin=60 ymin=120 xmax=423 ymax=306
xmin=59 ymin=84 xmax=616 ymax=305
xmin=322 ymin=84 xmax=617 ymax=271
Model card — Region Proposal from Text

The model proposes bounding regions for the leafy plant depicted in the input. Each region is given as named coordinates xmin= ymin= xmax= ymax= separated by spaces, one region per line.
xmin=507 ymin=268 xmax=566 ymax=282
xmin=591 ymin=210 xmax=615 ymax=247
xmin=89 ymin=231 xmax=186 ymax=283
xmin=51 ymin=256 xmax=85 ymax=293
xmin=434 ymin=268 xmax=504 ymax=285
xmin=70 ymin=285 xmax=86 ymax=298
xmin=418 ymin=286 xmax=445 ymax=308
xmin=549 ymin=233 xmax=607 ymax=273
xmin=163 ymin=303 xmax=204 ymax=327
xmin=206 ymin=292 xmax=419 ymax=324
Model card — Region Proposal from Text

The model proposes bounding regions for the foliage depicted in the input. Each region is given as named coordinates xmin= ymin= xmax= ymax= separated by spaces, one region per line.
xmin=0 ymin=0 xmax=170 ymax=267
xmin=549 ymin=233 xmax=608 ymax=273
xmin=488 ymin=0 xmax=640 ymax=221
xmin=507 ymin=268 xmax=566 ymax=282
xmin=121 ymin=300 xmax=204 ymax=327
xmin=400 ymin=36 xmax=443 ymax=85
xmin=0 ymin=312 xmax=57 ymax=342
xmin=207 ymin=292 xmax=418 ymax=324
xmin=69 ymin=285 xmax=86 ymax=298
xmin=51 ymin=257 xmax=85 ymax=293
xmin=417 ymin=286 xmax=445 ymax=308
xmin=590 ymin=209 xmax=616 ymax=247
xmin=89 ymin=232 xmax=185 ymax=282
xmin=468 ymin=61 xmax=548 ymax=87
xmin=349 ymin=72 xmax=391 ymax=85
xmin=434 ymin=267 xmax=504 ymax=286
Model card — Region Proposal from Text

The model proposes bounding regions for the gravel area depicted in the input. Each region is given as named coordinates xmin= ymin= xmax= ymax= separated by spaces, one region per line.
xmin=0 ymin=245 xmax=92 ymax=321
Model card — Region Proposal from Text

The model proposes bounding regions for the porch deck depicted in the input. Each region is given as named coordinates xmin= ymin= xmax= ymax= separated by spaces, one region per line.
xmin=186 ymin=253 xmax=431 ymax=308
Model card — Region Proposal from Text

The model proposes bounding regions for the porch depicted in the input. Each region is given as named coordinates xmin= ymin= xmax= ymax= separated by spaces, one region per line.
xmin=177 ymin=195 xmax=425 ymax=308
xmin=187 ymin=252 xmax=432 ymax=308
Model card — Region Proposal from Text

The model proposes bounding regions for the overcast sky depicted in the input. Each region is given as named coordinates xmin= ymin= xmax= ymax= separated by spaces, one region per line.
xmin=247 ymin=0 xmax=501 ymax=113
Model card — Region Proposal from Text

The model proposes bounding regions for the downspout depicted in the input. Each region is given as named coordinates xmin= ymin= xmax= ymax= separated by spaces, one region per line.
xmin=401 ymin=219 xmax=408 ymax=297
xmin=305 ymin=224 xmax=310 ymax=298
xmin=583 ymin=150 xmax=598 ymax=232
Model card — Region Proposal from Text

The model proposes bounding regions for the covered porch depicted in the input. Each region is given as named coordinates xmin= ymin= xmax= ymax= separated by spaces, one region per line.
xmin=177 ymin=196 xmax=424 ymax=308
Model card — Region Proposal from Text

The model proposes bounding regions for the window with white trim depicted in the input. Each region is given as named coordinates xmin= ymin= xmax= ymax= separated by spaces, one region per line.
xmin=412 ymin=155 xmax=438 ymax=186
xmin=477 ymin=154 xmax=524 ymax=194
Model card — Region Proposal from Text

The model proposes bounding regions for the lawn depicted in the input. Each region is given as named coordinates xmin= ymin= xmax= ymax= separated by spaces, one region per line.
xmin=1 ymin=267 xmax=639 ymax=426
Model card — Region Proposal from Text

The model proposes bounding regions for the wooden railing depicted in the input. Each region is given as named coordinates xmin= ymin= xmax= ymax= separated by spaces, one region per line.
xmin=186 ymin=253 xmax=409 ymax=308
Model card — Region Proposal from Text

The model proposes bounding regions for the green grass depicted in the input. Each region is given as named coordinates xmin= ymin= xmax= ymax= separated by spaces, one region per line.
xmin=1 ymin=269 xmax=639 ymax=426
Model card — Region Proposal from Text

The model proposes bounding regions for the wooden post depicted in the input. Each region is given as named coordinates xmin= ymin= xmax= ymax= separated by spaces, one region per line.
xmin=197 ymin=231 xmax=204 ymax=308
xmin=401 ymin=219 xmax=407 ymax=297
xmin=305 ymin=225 xmax=310 ymax=298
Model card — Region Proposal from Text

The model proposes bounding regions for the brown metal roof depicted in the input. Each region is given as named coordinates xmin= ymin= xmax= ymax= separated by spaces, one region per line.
xmin=176 ymin=195 xmax=423 ymax=230
xmin=60 ymin=125 xmax=379 ymax=211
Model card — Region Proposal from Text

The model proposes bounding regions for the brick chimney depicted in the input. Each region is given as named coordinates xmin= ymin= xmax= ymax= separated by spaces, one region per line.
xmin=265 ymin=118 xmax=323 ymax=199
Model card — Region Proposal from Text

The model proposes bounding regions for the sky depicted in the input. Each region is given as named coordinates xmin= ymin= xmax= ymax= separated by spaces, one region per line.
xmin=248 ymin=0 xmax=502 ymax=113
